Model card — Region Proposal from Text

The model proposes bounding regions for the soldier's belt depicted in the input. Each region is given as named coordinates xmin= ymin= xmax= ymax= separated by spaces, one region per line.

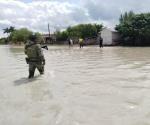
xmin=25 ymin=57 xmax=41 ymax=64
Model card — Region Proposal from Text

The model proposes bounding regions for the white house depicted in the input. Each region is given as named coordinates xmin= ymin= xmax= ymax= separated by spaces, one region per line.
xmin=100 ymin=28 xmax=120 ymax=45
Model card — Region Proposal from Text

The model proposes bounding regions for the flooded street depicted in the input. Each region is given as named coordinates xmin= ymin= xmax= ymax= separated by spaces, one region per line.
xmin=1 ymin=45 xmax=150 ymax=125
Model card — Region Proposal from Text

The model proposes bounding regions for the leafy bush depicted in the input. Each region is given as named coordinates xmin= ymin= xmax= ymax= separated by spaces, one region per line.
xmin=116 ymin=11 xmax=150 ymax=46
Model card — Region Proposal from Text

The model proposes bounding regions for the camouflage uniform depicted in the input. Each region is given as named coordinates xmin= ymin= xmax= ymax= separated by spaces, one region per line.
xmin=25 ymin=40 xmax=45 ymax=78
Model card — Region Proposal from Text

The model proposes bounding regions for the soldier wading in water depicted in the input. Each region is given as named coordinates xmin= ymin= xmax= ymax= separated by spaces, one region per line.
xmin=24 ymin=34 xmax=45 ymax=79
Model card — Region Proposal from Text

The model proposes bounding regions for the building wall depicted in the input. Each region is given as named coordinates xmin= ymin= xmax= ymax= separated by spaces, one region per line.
xmin=101 ymin=28 xmax=112 ymax=45
xmin=112 ymin=32 xmax=121 ymax=43
xmin=42 ymin=34 xmax=56 ymax=44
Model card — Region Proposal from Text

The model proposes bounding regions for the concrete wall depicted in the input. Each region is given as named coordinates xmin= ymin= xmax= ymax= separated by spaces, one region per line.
xmin=101 ymin=28 xmax=112 ymax=45
xmin=112 ymin=32 xmax=121 ymax=43
xmin=100 ymin=28 xmax=121 ymax=45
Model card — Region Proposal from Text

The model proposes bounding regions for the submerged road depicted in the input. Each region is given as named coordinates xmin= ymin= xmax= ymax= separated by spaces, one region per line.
xmin=0 ymin=45 xmax=150 ymax=125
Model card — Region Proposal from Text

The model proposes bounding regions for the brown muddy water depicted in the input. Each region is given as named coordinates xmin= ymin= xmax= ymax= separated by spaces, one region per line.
xmin=0 ymin=45 xmax=150 ymax=125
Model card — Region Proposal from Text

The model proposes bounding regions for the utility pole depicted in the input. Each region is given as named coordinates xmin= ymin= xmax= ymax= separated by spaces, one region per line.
xmin=48 ymin=23 xmax=52 ymax=44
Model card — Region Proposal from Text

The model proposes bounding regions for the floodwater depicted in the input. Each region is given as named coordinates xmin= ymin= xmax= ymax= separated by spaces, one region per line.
xmin=1 ymin=45 xmax=150 ymax=125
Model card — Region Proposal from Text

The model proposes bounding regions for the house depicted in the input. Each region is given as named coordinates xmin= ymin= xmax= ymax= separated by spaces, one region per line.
xmin=42 ymin=34 xmax=56 ymax=44
xmin=100 ymin=28 xmax=121 ymax=45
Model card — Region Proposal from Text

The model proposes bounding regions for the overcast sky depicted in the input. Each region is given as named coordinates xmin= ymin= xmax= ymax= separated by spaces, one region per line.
xmin=0 ymin=0 xmax=150 ymax=37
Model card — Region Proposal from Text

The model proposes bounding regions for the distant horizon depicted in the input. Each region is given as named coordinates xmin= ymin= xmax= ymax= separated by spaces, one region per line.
xmin=1 ymin=0 xmax=150 ymax=38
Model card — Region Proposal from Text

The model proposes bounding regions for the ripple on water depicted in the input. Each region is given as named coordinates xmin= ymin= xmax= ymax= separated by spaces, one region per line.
xmin=1 ymin=46 xmax=150 ymax=125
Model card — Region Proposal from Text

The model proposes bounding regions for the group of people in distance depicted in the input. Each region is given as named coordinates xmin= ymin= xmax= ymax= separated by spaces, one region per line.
xmin=67 ymin=36 xmax=103 ymax=48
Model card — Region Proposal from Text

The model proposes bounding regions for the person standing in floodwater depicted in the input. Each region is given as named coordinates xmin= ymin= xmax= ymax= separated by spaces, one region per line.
xmin=24 ymin=34 xmax=45 ymax=79
xmin=67 ymin=38 xmax=71 ymax=47
xmin=79 ymin=38 xmax=84 ymax=48
xmin=68 ymin=38 xmax=73 ymax=47
xmin=99 ymin=36 xmax=103 ymax=48
xmin=70 ymin=39 xmax=73 ymax=46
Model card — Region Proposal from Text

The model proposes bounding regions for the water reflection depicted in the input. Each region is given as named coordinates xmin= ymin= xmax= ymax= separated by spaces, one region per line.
xmin=14 ymin=76 xmax=40 ymax=86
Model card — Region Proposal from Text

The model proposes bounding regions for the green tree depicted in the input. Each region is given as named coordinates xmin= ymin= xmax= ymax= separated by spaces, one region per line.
xmin=94 ymin=24 xmax=103 ymax=34
xmin=3 ymin=26 xmax=15 ymax=34
xmin=3 ymin=28 xmax=9 ymax=34
xmin=0 ymin=38 xmax=7 ymax=44
xmin=56 ymin=31 xmax=68 ymax=41
xmin=67 ymin=23 xmax=103 ymax=38
xmin=55 ymin=23 xmax=103 ymax=42
xmin=115 ymin=11 xmax=150 ymax=46
xmin=3 ymin=26 xmax=16 ymax=43
xmin=10 ymin=28 xmax=32 ymax=44
xmin=9 ymin=26 xmax=15 ymax=32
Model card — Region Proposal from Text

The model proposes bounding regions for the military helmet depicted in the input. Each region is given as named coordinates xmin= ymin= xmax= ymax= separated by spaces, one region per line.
xmin=29 ymin=34 xmax=36 ymax=42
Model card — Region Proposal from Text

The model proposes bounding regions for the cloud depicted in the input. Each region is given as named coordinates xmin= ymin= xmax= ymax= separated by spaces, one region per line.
xmin=1 ymin=0 xmax=150 ymax=37
xmin=83 ymin=0 xmax=150 ymax=20
xmin=0 ymin=0 xmax=89 ymax=37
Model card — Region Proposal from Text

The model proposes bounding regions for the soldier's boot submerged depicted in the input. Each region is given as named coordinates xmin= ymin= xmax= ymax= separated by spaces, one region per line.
xmin=28 ymin=71 xmax=34 ymax=79
xmin=38 ymin=66 xmax=44 ymax=75
xmin=39 ymin=69 xmax=44 ymax=75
